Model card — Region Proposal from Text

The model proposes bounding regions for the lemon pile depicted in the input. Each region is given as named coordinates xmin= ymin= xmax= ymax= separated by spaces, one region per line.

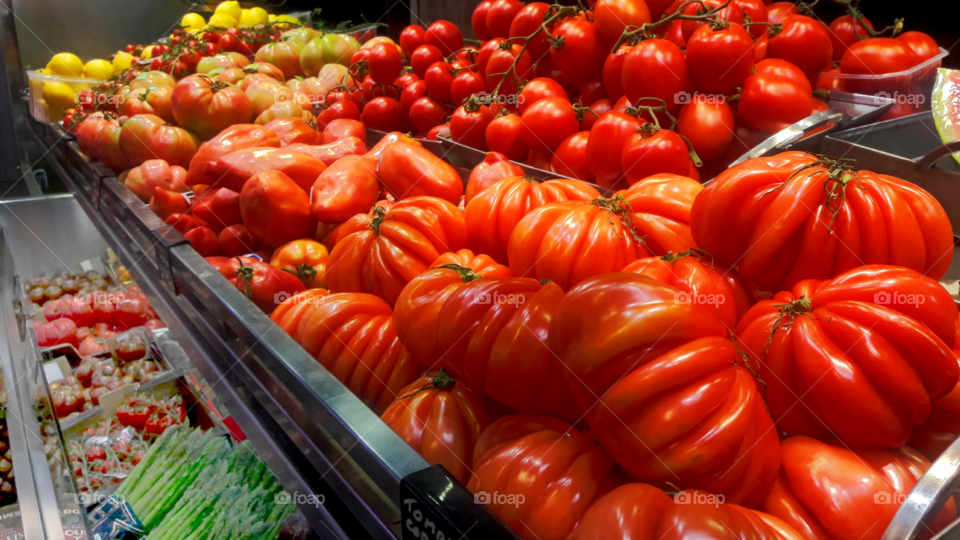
xmin=180 ymin=1 xmax=299 ymax=33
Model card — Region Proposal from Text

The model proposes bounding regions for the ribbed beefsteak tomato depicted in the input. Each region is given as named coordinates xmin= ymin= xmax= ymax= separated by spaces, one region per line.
xmin=551 ymin=272 xmax=780 ymax=505
xmin=909 ymin=323 xmax=960 ymax=460
xmin=467 ymin=415 xmax=619 ymax=540
xmin=764 ymin=437 xmax=956 ymax=540
xmin=573 ymin=483 xmax=805 ymax=540
xmin=691 ymin=151 xmax=954 ymax=291
xmin=171 ymin=75 xmax=254 ymax=140
xmin=326 ymin=197 xmax=466 ymax=306
xmin=466 ymin=177 xmax=601 ymax=265
xmin=395 ymin=266 xmax=581 ymax=419
xmin=381 ymin=370 xmax=502 ymax=483
xmin=277 ymin=292 xmax=419 ymax=414
xmin=430 ymin=249 xmax=511 ymax=278
xmin=735 ymin=265 xmax=960 ymax=448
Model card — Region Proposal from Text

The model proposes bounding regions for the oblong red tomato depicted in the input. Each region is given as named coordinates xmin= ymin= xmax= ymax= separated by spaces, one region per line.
xmin=321 ymin=118 xmax=366 ymax=144
xmin=285 ymin=136 xmax=367 ymax=167
xmin=464 ymin=151 xmax=525 ymax=203
xmin=735 ymin=265 xmax=960 ymax=447
xmin=467 ymin=415 xmax=619 ymax=540
xmin=310 ymin=155 xmax=380 ymax=223
xmin=382 ymin=370 xmax=502 ymax=483
xmin=204 ymin=147 xmax=327 ymax=193
xmin=239 ymin=170 xmax=316 ymax=248
xmin=685 ymin=22 xmax=755 ymax=95
xmin=691 ymin=151 xmax=955 ymax=290
xmin=551 ymin=272 xmax=780 ymax=505
xmin=326 ymin=196 xmax=467 ymax=306
xmin=263 ymin=117 xmax=321 ymax=146
xmin=764 ymin=437 xmax=957 ymax=540
xmin=185 ymin=124 xmax=281 ymax=187
xmin=466 ymin=176 xmax=600 ymax=264
xmin=376 ymin=141 xmax=464 ymax=203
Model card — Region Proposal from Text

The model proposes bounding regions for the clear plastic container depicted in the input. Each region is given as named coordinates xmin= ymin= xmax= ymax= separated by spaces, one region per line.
xmin=26 ymin=70 xmax=99 ymax=124
xmin=816 ymin=48 xmax=949 ymax=111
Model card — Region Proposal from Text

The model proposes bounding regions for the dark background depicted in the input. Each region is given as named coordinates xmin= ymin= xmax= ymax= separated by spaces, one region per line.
xmin=285 ymin=0 xmax=960 ymax=69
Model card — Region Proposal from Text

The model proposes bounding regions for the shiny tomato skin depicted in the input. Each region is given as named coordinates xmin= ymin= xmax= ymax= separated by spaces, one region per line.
xmin=310 ymin=155 xmax=379 ymax=223
xmin=485 ymin=114 xmax=529 ymax=161
xmin=464 ymin=152 xmax=525 ymax=202
xmin=509 ymin=3 xmax=553 ymax=58
xmin=399 ymin=25 xmax=425 ymax=57
xmin=450 ymin=104 xmax=495 ymax=151
xmin=476 ymin=38 xmax=506 ymax=78
xmin=467 ymin=176 xmax=600 ymax=264
xmin=764 ymin=437 xmax=957 ymax=540
xmin=581 ymin=98 xmax=612 ymax=131
xmin=367 ymin=42 xmax=403 ymax=85
xmin=767 ymin=15 xmax=834 ymax=81
xmin=484 ymin=45 xmax=533 ymax=100
xmin=692 ymin=152 xmax=955 ymax=291
xmin=585 ymin=111 xmax=641 ymax=185
xmin=678 ymin=0 xmax=743 ymax=41
xmin=675 ymin=99 xmax=734 ymax=161
xmin=449 ymin=70 xmax=486 ymax=106
xmin=621 ymin=39 xmax=686 ymax=113
xmin=551 ymin=273 xmax=780 ymax=505
xmin=408 ymin=96 xmax=449 ymax=135
xmin=410 ymin=44 xmax=444 ymax=79
xmin=424 ymin=61 xmax=454 ymax=103
xmin=317 ymin=98 xmax=361 ymax=128
xmin=424 ymin=20 xmax=462 ymax=56
xmin=520 ymin=96 xmax=579 ymax=152
xmin=551 ymin=132 xmax=594 ymax=181
xmin=518 ymin=77 xmax=567 ymax=115
xmin=841 ymin=37 xmax=918 ymax=75
xmin=119 ymin=114 xmax=200 ymax=169
xmin=400 ymin=79 xmax=429 ymax=112
xmin=602 ymin=45 xmax=631 ymax=101
xmin=485 ymin=0 xmax=523 ymax=39
xmin=377 ymin=142 xmax=464 ymax=203
xmin=738 ymin=73 xmax=813 ymax=133
xmin=472 ymin=0 xmax=494 ymax=40
xmin=733 ymin=0 xmax=769 ymax=38
xmin=621 ymin=129 xmax=691 ymax=185
xmin=766 ymin=1 xmax=798 ymax=24
xmin=550 ymin=14 xmax=606 ymax=78
xmin=897 ymin=31 xmax=940 ymax=64
xmin=755 ymin=58 xmax=812 ymax=95
xmin=430 ymin=249 xmax=511 ymax=278
xmin=828 ymin=14 xmax=874 ymax=61
xmin=594 ymin=0 xmax=652 ymax=44
xmin=362 ymin=97 xmax=408 ymax=132
xmin=685 ymin=22 xmax=755 ymax=95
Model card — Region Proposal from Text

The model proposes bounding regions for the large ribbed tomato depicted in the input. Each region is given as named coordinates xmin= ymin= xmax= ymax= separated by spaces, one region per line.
xmin=735 ymin=265 xmax=960 ymax=447
xmin=381 ymin=370 xmax=502 ymax=483
xmin=430 ymin=249 xmax=512 ymax=278
xmin=326 ymin=196 xmax=466 ymax=306
xmin=573 ymin=484 xmax=804 ymax=540
xmin=396 ymin=266 xmax=581 ymax=419
xmin=623 ymin=251 xmax=755 ymax=328
xmin=277 ymin=292 xmax=420 ymax=414
xmin=171 ymin=75 xmax=254 ymax=140
xmin=270 ymin=289 xmax=329 ymax=334
xmin=468 ymin=415 xmax=619 ymax=540
xmin=692 ymin=152 xmax=954 ymax=291
xmin=910 ymin=323 xmax=960 ymax=460
xmin=551 ymin=273 xmax=780 ymax=505
xmin=466 ymin=177 xmax=601 ymax=265
xmin=764 ymin=437 xmax=957 ymax=540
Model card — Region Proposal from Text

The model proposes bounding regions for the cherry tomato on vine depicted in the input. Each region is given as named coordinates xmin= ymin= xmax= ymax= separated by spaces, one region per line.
xmin=602 ymin=44 xmax=631 ymax=102
xmin=362 ymin=97 xmax=409 ymax=132
xmin=733 ymin=0 xmax=769 ymax=38
xmin=450 ymin=70 xmax=486 ymax=107
xmin=521 ymin=96 xmax=579 ymax=152
xmin=486 ymin=0 xmax=523 ymax=39
xmin=472 ymin=0 xmax=495 ymax=41
xmin=897 ymin=31 xmax=940 ymax=64
xmin=218 ymin=33 xmax=238 ymax=52
xmin=621 ymin=128 xmax=692 ymax=185
xmin=424 ymin=20 xmax=463 ymax=56
xmin=550 ymin=13 xmax=606 ymax=78
xmin=552 ymin=131 xmax=594 ymax=181
xmin=368 ymin=42 xmax=403 ymax=85
xmin=485 ymin=45 xmax=533 ymax=101
xmin=622 ymin=39 xmax=686 ymax=114
xmin=677 ymin=0 xmax=743 ymax=41
xmin=408 ymin=96 xmax=449 ymax=134
xmin=410 ymin=44 xmax=444 ymax=79
xmin=766 ymin=2 xmax=798 ymax=24
xmin=518 ymin=78 xmax=568 ymax=115
xmin=841 ymin=37 xmax=918 ymax=76
xmin=829 ymin=14 xmax=874 ymax=61
xmin=486 ymin=113 xmax=528 ymax=160
xmin=685 ymin=22 xmax=755 ymax=95
xmin=594 ymin=0 xmax=652 ymax=43
xmin=738 ymin=73 xmax=814 ymax=133
xmin=477 ymin=38 xmax=506 ymax=77
xmin=424 ymin=61 xmax=455 ymax=103
xmin=400 ymin=25 xmax=426 ymax=57
xmin=755 ymin=58 xmax=812 ymax=94
xmin=580 ymin=98 xmax=612 ymax=131
xmin=509 ymin=2 xmax=553 ymax=58
xmin=401 ymin=80 xmax=429 ymax=112
xmin=450 ymin=103 xmax=495 ymax=150
xmin=767 ymin=15 xmax=834 ymax=81
xmin=675 ymin=98 xmax=735 ymax=161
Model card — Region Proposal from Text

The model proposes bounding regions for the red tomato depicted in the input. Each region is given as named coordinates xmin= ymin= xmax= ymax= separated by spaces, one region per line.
xmin=678 ymin=0 xmax=743 ymax=41
xmin=425 ymin=124 xmax=449 ymax=140
xmin=430 ymin=249 xmax=511 ymax=278
xmin=910 ymin=324 xmax=960 ymax=460
xmin=520 ymin=96 xmax=578 ymax=152
xmin=219 ymin=256 xmax=305 ymax=313
xmin=594 ymin=0 xmax=651 ymax=43
xmin=621 ymin=128 xmax=691 ymax=185
xmin=184 ymin=227 xmax=220 ymax=257
xmin=738 ymin=73 xmax=813 ymax=133
xmin=828 ymin=14 xmax=874 ymax=61
xmin=518 ymin=78 xmax=567 ymax=115
xmin=310 ymin=155 xmax=380 ymax=223
xmin=509 ymin=3 xmax=553 ymax=58
xmin=755 ymin=58 xmax=812 ymax=94
xmin=124 ymin=85 xmax=175 ymax=123
xmin=675 ymin=99 xmax=734 ymax=161
xmin=685 ymin=23 xmax=755 ymax=95
xmin=317 ymin=98 xmax=362 ymax=128
xmin=485 ymin=113 xmax=528 ymax=161
xmin=123 ymin=159 xmax=188 ymax=203
xmin=736 ymin=266 xmax=959 ymax=446
xmin=190 ymin=187 xmax=241 ymax=233
xmin=450 ymin=103 xmax=494 ymax=151
xmin=623 ymin=251 xmax=755 ymax=327
xmin=150 ymin=188 xmax=189 ymax=221
xmin=382 ymin=370 xmax=503 ymax=483
xmin=362 ymin=97 xmax=408 ymax=132
xmin=476 ymin=38 xmax=506 ymax=78
xmin=585 ymin=110 xmax=642 ymax=185
xmin=550 ymin=14 xmax=606 ymax=78
xmin=465 ymin=152 xmax=525 ymax=202
xmin=400 ymin=79 xmax=429 ymax=112
xmin=552 ymin=273 xmax=779 ymax=505
xmin=467 ymin=176 xmax=600 ymax=264
xmin=218 ymin=225 xmax=259 ymax=257
xmin=449 ymin=70 xmax=486 ymax=106
xmin=408 ymin=96 xmax=449 ymax=135
xmin=203 ymin=147 xmax=327 ymax=193
xmin=321 ymin=118 xmax=366 ymax=144
xmin=410 ymin=44 xmax=444 ymax=79
xmin=367 ymin=42 xmax=403 ymax=85
xmin=399 ymin=25 xmax=425 ymax=57
xmin=119 ymin=114 xmax=199 ymax=169
xmin=601 ymin=45 xmax=630 ymax=102
xmin=484 ymin=45 xmax=533 ymax=99
xmin=897 ymin=31 xmax=940 ymax=64
xmin=733 ymin=0 xmax=769 ymax=38
xmin=551 ymin=132 xmax=593 ymax=181
xmin=764 ymin=437 xmax=957 ymax=540
xmin=263 ymin=117 xmax=321 ymax=146
xmin=424 ymin=61 xmax=454 ymax=103
xmin=472 ymin=0 xmax=494 ymax=41
xmin=574 ymin=483 xmax=802 ymax=540
xmin=841 ymin=37 xmax=919 ymax=75
xmin=580 ymin=98 xmax=612 ymax=131
xmin=254 ymin=41 xmax=303 ymax=79
xmin=35 ymin=319 xmax=79 ymax=348
xmin=486 ymin=0 xmax=523 ymax=39
xmin=767 ymin=15 xmax=834 ymax=81
xmin=621 ymin=39 xmax=686 ymax=113
xmin=377 ymin=141 xmax=464 ymax=203
xmin=239 ymin=170 xmax=315 ymax=248
xmin=165 ymin=213 xmax=203 ymax=235
xmin=617 ymin=174 xmax=702 ymax=252
xmin=766 ymin=1 xmax=798 ymax=24
xmin=692 ymin=151 xmax=955 ymax=291
xmin=424 ymin=20 xmax=463 ymax=56
xmin=468 ymin=416 xmax=618 ymax=540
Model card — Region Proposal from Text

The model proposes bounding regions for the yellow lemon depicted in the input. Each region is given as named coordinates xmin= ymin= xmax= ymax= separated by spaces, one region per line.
xmin=215 ymin=1 xmax=242 ymax=22
xmin=181 ymin=13 xmax=205 ymax=30
xmin=208 ymin=13 xmax=236 ymax=29
xmin=240 ymin=7 xmax=268 ymax=27
xmin=46 ymin=53 xmax=83 ymax=77
xmin=276 ymin=14 xmax=300 ymax=24
xmin=112 ymin=51 xmax=134 ymax=75
xmin=43 ymin=81 xmax=76 ymax=112
xmin=268 ymin=14 xmax=278 ymax=23
xmin=83 ymin=59 xmax=113 ymax=80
